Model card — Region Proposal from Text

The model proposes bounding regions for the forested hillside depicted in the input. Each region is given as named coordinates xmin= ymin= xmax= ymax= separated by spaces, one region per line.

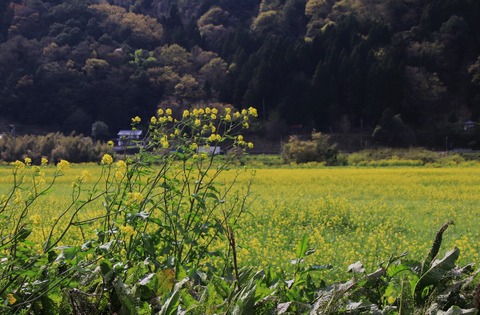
xmin=1 ymin=0 xmax=480 ymax=148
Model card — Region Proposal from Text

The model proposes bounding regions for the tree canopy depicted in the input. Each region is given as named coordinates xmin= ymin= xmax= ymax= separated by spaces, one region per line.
xmin=0 ymin=0 xmax=479 ymax=147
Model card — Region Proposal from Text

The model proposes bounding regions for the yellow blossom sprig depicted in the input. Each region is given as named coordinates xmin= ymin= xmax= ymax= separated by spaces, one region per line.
xmin=101 ymin=154 xmax=114 ymax=166
xmin=57 ymin=159 xmax=70 ymax=171
xmin=142 ymin=105 xmax=257 ymax=158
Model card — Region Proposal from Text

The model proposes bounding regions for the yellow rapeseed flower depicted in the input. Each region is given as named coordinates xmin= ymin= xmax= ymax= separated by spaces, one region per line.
xmin=224 ymin=114 xmax=231 ymax=122
xmin=160 ymin=136 xmax=169 ymax=149
xmin=120 ymin=225 xmax=135 ymax=238
xmin=24 ymin=157 xmax=32 ymax=166
xmin=212 ymin=108 xmax=218 ymax=114
xmin=208 ymin=134 xmax=221 ymax=142
xmin=151 ymin=116 xmax=158 ymax=124
xmin=30 ymin=214 xmax=41 ymax=225
xmin=157 ymin=108 xmax=164 ymax=116
xmin=183 ymin=109 xmax=190 ymax=118
xmin=131 ymin=116 xmax=141 ymax=123
xmin=13 ymin=191 xmax=22 ymax=204
xmin=127 ymin=192 xmax=143 ymax=205
xmin=6 ymin=294 xmax=16 ymax=305
xmin=247 ymin=142 xmax=254 ymax=149
xmin=107 ymin=140 xmax=114 ymax=147
xmin=41 ymin=157 xmax=48 ymax=166
xmin=57 ymin=159 xmax=70 ymax=171
xmin=101 ymin=154 xmax=113 ymax=165
xmin=33 ymin=167 xmax=46 ymax=185
xmin=166 ymin=108 xmax=172 ymax=115
xmin=12 ymin=160 xmax=25 ymax=171
xmin=248 ymin=107 xmax=258 ymax=117
xmin=116 ymin=160 xmax=127 ymax=170
xmin=194 ymin=119 xmax=201 ymax=126
xmin=81 ymin=170 xmax=92 ymax=181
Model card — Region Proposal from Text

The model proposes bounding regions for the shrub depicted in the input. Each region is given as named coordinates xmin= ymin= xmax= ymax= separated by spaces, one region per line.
xmin=0 ymin=133 xmax=111 ymax=164
xmin=347 ymin=148 xmax=447 ymax=166
xmin=281 ymin=131 xmax=338 ymax=165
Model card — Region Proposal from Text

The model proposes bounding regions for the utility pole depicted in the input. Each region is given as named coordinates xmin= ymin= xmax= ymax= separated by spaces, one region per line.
xmin=9 ymin=124 xmax=15 ymax=137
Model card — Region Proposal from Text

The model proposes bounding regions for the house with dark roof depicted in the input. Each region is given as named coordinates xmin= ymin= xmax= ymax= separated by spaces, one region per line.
xmin=117 ymin=130 xmax=143 ymax=147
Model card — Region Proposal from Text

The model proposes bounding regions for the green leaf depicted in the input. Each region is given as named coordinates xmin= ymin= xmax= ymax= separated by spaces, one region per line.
xmin=61 ymin=246 xmax=80 ymax=260
xmin=114 ymin=278 xmax=136 ymax=315
xmin=296 ymin=234 xmax=308 ymax=259
xmin=414 ymin=247 xmax=460 ymax=304
xmin=135 ymin=273 xmax=158 ymax=300
xmin=158 ymin=289 xmax=180 ymax=315
xmin=100 ymin=259 xmax=113 ymax=279
xmin=232 ymin=283 xmax=257 ymax=315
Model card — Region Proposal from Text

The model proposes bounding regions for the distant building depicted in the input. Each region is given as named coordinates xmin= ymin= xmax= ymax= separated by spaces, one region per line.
xmin=464 ymin=120 xmax=476 ymax=131
xmin=117 ymin=130 xmax=143 ymax=147
xmin=197 ymin=145 xmax=222 ymax=155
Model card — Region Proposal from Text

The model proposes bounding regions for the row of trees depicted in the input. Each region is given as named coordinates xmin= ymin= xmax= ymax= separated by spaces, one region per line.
xmin=0 ymin=0 xmax=480 ymax=147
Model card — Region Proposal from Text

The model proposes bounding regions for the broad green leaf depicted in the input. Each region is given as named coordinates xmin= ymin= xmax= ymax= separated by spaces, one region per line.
xmin=232 ymin=283 xmax=257 ymax=315
xmin=296 ymin=234 xmax=308 ymax=259
xmin=158 ymin=289 xmax=180 ymax=315
xmin=414 ymin=247 xmax=460 ymax=303
xmin=114 ymin=278 xmax=136 ymax=315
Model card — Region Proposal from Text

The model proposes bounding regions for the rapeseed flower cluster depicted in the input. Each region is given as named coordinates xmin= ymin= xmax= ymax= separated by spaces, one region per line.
xmin=119 ymin=225 xmax=136 ymax=238
xmin=127 ymin=192 xmax=143 ymax=205
xmin=138 ymin=105 xmax=258 ymax=159
xmin=11 ymin=160 xmax=25 ymax=171
xmin=56 ymin=159 xmax=70 ymax=171
xmin=115 ymin=160 xmax=127 ymax=181
xmin=32 ymin=166 xmax=46 ymax=186
xmin=101 ymin=153 xmax=113 ymax=165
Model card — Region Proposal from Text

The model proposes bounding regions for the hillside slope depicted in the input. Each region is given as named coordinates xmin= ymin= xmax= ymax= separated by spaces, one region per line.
xmin=0 ymin=0 xmax=479 ymax=147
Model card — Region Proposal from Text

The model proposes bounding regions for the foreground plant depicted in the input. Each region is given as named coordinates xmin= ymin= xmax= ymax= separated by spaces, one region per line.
xmin=0 ymin=105 xmax=258 ymax=314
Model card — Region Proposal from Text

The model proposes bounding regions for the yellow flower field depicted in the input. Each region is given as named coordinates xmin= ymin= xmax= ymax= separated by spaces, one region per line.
xmin=222 ymin=167 xmax=480 ymax=281
xmin=1 ymin=164 xmax=479 ymax=282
